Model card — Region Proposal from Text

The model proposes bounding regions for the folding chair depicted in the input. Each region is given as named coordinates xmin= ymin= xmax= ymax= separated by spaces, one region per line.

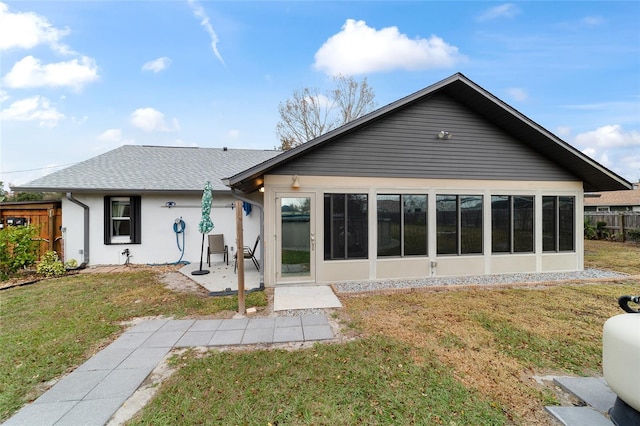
xmin=235 ymin=235 xmax=260 ymax=272
xmin=207 ymin=234 xmax=228 ymax=266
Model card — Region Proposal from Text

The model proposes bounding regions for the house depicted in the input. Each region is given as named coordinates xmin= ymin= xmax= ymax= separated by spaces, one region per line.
xmin=12 ymin=146 xmax=279 ymax=267
xmin=584 ymin=181 xmax=640 ymax=212
xmin=224 ymin=73 xmax=631 ymax=287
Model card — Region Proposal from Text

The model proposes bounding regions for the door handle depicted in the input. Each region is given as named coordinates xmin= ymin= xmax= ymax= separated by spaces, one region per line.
xmin=310 ymin=232 xmax=315 ymax=250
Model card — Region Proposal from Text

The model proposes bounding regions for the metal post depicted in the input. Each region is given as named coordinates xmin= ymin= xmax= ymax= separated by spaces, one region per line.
xmin=236 ymin=200 xmax=245 ymax=314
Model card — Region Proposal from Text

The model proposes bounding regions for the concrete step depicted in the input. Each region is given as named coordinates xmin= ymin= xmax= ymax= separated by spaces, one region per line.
xmin=545 ymin=376 xmax=615 ymax=425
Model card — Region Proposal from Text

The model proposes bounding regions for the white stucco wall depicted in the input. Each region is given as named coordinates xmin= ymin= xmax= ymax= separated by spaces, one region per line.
xmin=61 ymin=193 xmax=261 ymax=266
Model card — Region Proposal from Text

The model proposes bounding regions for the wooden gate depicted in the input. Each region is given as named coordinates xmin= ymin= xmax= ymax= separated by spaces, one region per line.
xmin=0 ymin=201 xmax=63 ymax=260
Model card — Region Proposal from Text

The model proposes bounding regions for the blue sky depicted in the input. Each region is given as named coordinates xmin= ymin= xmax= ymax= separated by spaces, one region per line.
xmin=1 ymin=1 xmax=639 ymax=191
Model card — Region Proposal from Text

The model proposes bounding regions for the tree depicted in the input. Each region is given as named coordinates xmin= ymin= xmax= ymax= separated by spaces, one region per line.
xmin=276 ymin=74 xmax=376 ymax=150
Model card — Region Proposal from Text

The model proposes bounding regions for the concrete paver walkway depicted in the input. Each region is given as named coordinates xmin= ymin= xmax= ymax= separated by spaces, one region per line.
xmin=3 ymin=315 xmax=334 ymax=426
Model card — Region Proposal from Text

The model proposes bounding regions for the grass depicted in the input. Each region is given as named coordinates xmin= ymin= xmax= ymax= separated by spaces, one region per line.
xmin=1 ymin=240 xmax=639 ymax=424
xmin=0 ymin=271 xmax=266 ymax=421
xmin=130 ymin=338 xmax=505 ymax=425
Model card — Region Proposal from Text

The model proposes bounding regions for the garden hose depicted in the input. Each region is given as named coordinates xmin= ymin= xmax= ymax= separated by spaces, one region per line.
xmin=173 ymin=218 xmax=186 ymax=264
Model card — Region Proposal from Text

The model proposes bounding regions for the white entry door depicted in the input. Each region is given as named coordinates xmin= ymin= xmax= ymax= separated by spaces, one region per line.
xmin=276 ymin=193 xmax=315 ymax=284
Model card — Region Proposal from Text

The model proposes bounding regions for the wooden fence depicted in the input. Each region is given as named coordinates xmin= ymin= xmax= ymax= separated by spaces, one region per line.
xmin=0 ymin=201 xmax=63 ymax=260
xmin=584 ymin=211 xmax=640 ymax=241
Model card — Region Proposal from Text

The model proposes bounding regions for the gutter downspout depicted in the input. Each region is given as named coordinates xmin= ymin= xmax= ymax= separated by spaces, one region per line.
xmin=65 ymin=192 xmax=89 ymax=268
xmin=231 ymin=188 xmax=264 ymax=289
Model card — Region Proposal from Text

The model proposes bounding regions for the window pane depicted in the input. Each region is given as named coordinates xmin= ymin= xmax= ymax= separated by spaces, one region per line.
xmin=404 ymin=195 xmax=427 ymax=256
xmin=324 ymin=194 xmax=345 ymax=260
xmin=513 ymin=196 xmax=534 ymax=252
xmin=347 ymin=194 xmax=368 ymax=259
xmin=112 ymin=219 xmax=130 ymax=237
xmin=437 ymin=195 xmax=457 ymax=255
xmin=559 ymin=196 xmax=574 ymax=251
xmin=377 ymin=195 xmax=400 ymax=257
xmin=542 ymin=196 xmax=556 ymax=252
xmin=491 ymin=196 xmax=510 ymax=253
xmin=461 ymin=196 xmax=483 ymax=254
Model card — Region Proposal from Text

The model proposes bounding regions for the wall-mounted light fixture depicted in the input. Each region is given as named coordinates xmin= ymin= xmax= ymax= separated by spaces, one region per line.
xmin=165 ymin=201 xmax=176 ymax=208
xmin=292 ymin=175 xmax=300 ymax=189
xmin=437 ymin=130 xmax=452 ymax=140
xmin=259 ymin=187 xmax=265 ymax=193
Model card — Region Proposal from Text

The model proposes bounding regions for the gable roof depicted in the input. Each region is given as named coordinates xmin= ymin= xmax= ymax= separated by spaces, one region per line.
xmin=225 ymin=73 xmax=631 ymax=193
xmin=12 ymin=145 xmax=280 ymax=194
xmin=584 ymin=188 xmax=640 ymax=207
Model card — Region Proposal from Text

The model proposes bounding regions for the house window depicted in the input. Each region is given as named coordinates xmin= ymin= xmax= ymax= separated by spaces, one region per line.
xmin=324 ymin=193 xmax=368 ymax=260
xmin=436 ymin=195 xmax=483 ymax=255
xmin=104 ymin=196 xmax=141 ymax=244
xmin=491 ymin=196 xmax=534 ymax=253
xmin=377 ymin=194 xmax=427 ymax=257
xmin=542 ymin=196 xmax=574 ymax=252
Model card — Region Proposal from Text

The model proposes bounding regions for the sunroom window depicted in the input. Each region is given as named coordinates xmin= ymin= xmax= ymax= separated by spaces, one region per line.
xmin=542 ymin=196 xmax=575 ymax=252
xmin=377 ymin=194 xmax=427 ymax=257
xmin=436 ymin=195 xmax=483 ymax=255
xmin=324 ymin=193 xmax=368 ymax=260
xmin=491 ymin=195 xmax=534 ymax=253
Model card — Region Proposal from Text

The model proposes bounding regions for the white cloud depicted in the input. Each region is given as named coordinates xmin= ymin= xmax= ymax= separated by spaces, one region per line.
xmin=142 ymin=57 xmax=171 ymax=73
xmin=130 ymin=107 xmax=179 ymax=132
xmin=476 ymin=3 xmax=520 ymax=22
xmin=187 ymin=0 xmax=225 ymax=65
xmin=98 ymin=128 xmax=122 ymax=142
xmin=0 ymin=95 xmax=64 ymax=127
xmin=0 ymin=90 xmax=8 ymax=102
xmin=582 ymin=16 xmax=604 ymax=26
xmin=507 ymin=87 xmax=528 ymax=102
xmin=3 ymin=55 xmax=99 ymax=91
xmin=575 ymin=124 xmax=640 ymax=149
xmin=0 ymin=1 xmax=73 ymax=54
xmin=573 ymin=125 xmax=640 ymax=182
xmin=313 ymin=19 xmax=465 ymax=76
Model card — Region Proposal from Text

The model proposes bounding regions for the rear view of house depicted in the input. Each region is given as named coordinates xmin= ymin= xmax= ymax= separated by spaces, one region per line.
xmin=225 ymin=73 xmax=631 ymax=287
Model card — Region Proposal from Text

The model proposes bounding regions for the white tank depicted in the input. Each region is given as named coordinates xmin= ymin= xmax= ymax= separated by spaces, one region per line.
xmin=603 ymin=313 xmax=640 ymax=412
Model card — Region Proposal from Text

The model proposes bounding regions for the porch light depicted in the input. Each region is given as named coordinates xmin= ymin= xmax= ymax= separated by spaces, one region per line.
xmin=437 ymin=130 xmax=452 ymax=140
xmin=292 ymin=175 xmax=300 ymax=189
xmin=259 ymin=187 xmax=265 ymax=193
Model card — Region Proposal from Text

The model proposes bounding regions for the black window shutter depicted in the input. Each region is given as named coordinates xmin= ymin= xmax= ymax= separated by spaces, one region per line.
xmin=132 ymin=196 xmax=142 ymax=244
xmin=104 ymin=196 xmax=111 ymax=245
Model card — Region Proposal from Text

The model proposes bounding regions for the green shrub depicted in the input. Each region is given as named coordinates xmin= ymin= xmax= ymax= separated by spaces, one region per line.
xmin=0 ymin=225 xmax=39 ymax=278
xmin=37 ymin=251 xmax=66 ymax=277
xmin=628 ymin=228 xmax=640 ymax=243
xmin=64 ymin=258 xmax=79 ymax=269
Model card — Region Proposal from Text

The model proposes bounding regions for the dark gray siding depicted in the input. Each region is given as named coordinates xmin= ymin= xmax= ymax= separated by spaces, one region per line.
xmin=271 ymin=93 xmax=577 ymax=182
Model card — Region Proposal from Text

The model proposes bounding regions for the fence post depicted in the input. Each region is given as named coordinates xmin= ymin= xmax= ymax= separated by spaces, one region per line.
xmin=620 ymin=214 xmax=625 ymax=242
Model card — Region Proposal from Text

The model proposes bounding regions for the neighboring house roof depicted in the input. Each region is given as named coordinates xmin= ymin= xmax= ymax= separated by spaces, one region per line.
xmin=225 ymin=73 xmax=631 ymax=193
xmin=584 ymin=188 xmax=640 ymax=207
xmin=12 ymin=145 xmax=280 ymax=194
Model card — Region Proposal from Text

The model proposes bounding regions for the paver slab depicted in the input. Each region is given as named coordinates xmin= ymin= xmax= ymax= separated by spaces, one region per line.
xmin=274 ymin=326 xmax=303 ymax=343
xmin=109 ymin=332 xmax=153 ymax=349
xmin=242 ymin=327 xmax=274 ymax=344
xmin=210 ymin=329 xmax=245 ymax=345
xmin=545 ymin=406 xmax=613 ymax=426
xmin=117 ymin=347 xmax=171 ymax=370
xmin=275 ymin=316 xmax=301 ymax=327
xmin=553 ymin=376 xmax=616 ymax=413
xmin=188 ymin=319 xmax=223 ymax=332
xmin=175 ymin=331 xmax=216 ymax=347
xmin=158 ymin=319 xmax=195 ymax=332
xmin=55 ymin=397 xmax=126 ymax=426
xmin=127 ymin=319 xmax=168 ymax=333
xmin=2 ymin=401 xmax=77 ymax=426
xmin=84 ymin=368 xmax=151 ymax=400
xmin=33 ymin=370 xmax=109 ymax=404
xmin=141 ymin=331 xmax=185 ymax=348
xmin=217 ymin=318 xmax=249 ymax=330
xmin=247 ymin=317 xmax=276 ymax=329
xmin=302 ymin=325 xmax=334 ymax=341
xmin=75 ymin=346 xmax=136 ymax=372
xmin=301 ymin=314 xmax=330 ymax=326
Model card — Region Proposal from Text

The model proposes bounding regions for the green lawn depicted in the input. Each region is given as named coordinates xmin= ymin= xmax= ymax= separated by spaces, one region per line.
xmin=0 ymin=271 xmax=265 ymax=421
xmin=1 ymin=240 xmax=639 ymax=424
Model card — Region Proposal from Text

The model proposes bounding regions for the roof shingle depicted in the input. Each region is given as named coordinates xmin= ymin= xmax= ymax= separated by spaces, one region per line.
xmin=12 ymin=145 xmax=281 ymax=193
